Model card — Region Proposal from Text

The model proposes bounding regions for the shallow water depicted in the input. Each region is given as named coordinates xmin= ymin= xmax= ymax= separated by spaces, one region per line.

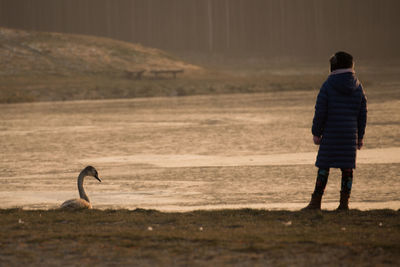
xmin=1 ymin=92 xmax=399 ymax=211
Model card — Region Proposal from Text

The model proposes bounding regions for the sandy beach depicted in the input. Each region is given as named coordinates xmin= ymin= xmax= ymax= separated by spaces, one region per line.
xmin=1 ymin=89 xmax=400 ymax=211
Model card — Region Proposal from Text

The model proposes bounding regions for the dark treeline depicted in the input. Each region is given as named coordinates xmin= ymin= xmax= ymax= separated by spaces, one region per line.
xmin=1 ymin=0 xmax=399 ymax=59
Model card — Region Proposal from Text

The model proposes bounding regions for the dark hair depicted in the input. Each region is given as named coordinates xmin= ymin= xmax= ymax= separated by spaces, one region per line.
xmin=330 ymin=51 xmax=354 ymax=71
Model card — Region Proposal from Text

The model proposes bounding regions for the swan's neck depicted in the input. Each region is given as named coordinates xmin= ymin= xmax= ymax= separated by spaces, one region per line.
xmin=77 ymin=172 xmax=90 ymax=203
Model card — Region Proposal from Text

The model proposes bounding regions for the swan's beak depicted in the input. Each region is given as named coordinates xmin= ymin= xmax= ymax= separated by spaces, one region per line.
xmin=95 ymin=175 xmax=102 ymax=182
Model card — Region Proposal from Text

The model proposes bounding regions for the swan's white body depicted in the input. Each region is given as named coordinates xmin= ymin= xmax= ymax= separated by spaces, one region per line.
xmin=60 ymin=166 xmax=101 ymax=209
xmin=61 ymin=198 xmax=92 ymax=209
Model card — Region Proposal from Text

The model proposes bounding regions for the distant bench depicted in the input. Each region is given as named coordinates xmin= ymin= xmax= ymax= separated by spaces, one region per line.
xmin=125 ymin=70 xmax=145 ymax=80
xmin=150 ymin=69 xmax=184 ymax=79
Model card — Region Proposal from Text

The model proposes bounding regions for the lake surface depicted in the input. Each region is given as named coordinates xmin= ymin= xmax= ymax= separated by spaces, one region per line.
xmin=1 ymin=92 xmax=399 ymax=211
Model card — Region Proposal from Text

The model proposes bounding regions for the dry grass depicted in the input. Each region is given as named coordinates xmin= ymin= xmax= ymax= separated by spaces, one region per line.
xmin=0 ymin=71 xmax=326 ymax=103
xmin=0 ymin=27 xmax=331 ymax=103
xmin=0 ymin=27 xmax=199 ymax=75
xmin=2 ymin=27 xmax=399 ymax=104
xmin=0 ymin=209 xmax=399 ymax=266
xmin=0 ymin=26 xmax=202 ymax=103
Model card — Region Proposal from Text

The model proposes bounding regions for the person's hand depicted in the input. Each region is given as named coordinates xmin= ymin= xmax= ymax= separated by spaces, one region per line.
xmin=313 ymin=135 xmax=321 ymax=145
xmin=357 ymin=139 xmax=363 ymax=150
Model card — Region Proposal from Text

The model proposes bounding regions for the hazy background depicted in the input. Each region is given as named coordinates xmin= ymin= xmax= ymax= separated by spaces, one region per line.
xmin=1 ymin=0 xmax=400 ymax=61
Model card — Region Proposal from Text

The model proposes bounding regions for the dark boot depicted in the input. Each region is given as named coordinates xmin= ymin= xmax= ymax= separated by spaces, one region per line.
xmin=302 ymin=192 xmax=323 ymax=210
xmin=302 ymin=168 xmax=329 ymax=211
xmin=336 ymin=191 xmax=350 ymax=210
xmin=337 ymin=168 xmax=353 ymax=211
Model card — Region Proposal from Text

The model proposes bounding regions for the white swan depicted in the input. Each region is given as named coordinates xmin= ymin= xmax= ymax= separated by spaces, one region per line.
xmin=60 ymin=166 xmax=101 ymax=209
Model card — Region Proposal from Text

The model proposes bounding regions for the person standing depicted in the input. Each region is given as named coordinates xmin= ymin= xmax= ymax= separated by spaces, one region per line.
xmin=303 ymin=51 xmax=367 ymax=210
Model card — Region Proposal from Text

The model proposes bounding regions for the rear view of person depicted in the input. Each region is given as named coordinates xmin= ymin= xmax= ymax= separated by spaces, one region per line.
xmin=303 ymin=51 xmax=367 ymax=211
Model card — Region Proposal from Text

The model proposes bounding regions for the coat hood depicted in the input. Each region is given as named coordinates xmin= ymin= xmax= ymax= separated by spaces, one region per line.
xmin=327 ymin=72 xmax=360 ymax=95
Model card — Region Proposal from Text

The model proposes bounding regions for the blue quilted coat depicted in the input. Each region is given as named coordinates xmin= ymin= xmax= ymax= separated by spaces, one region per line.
xmin=312 ymin=72 xmax=367 ymax=169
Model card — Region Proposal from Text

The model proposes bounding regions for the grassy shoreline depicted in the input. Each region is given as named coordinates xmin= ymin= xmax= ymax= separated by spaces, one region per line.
xmin=1 ymin=208 xmax=399 ymax=266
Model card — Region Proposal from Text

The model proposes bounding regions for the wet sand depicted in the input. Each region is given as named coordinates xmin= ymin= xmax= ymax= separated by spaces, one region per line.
xmin=1 ymin=91 xmax=400 ymax=211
